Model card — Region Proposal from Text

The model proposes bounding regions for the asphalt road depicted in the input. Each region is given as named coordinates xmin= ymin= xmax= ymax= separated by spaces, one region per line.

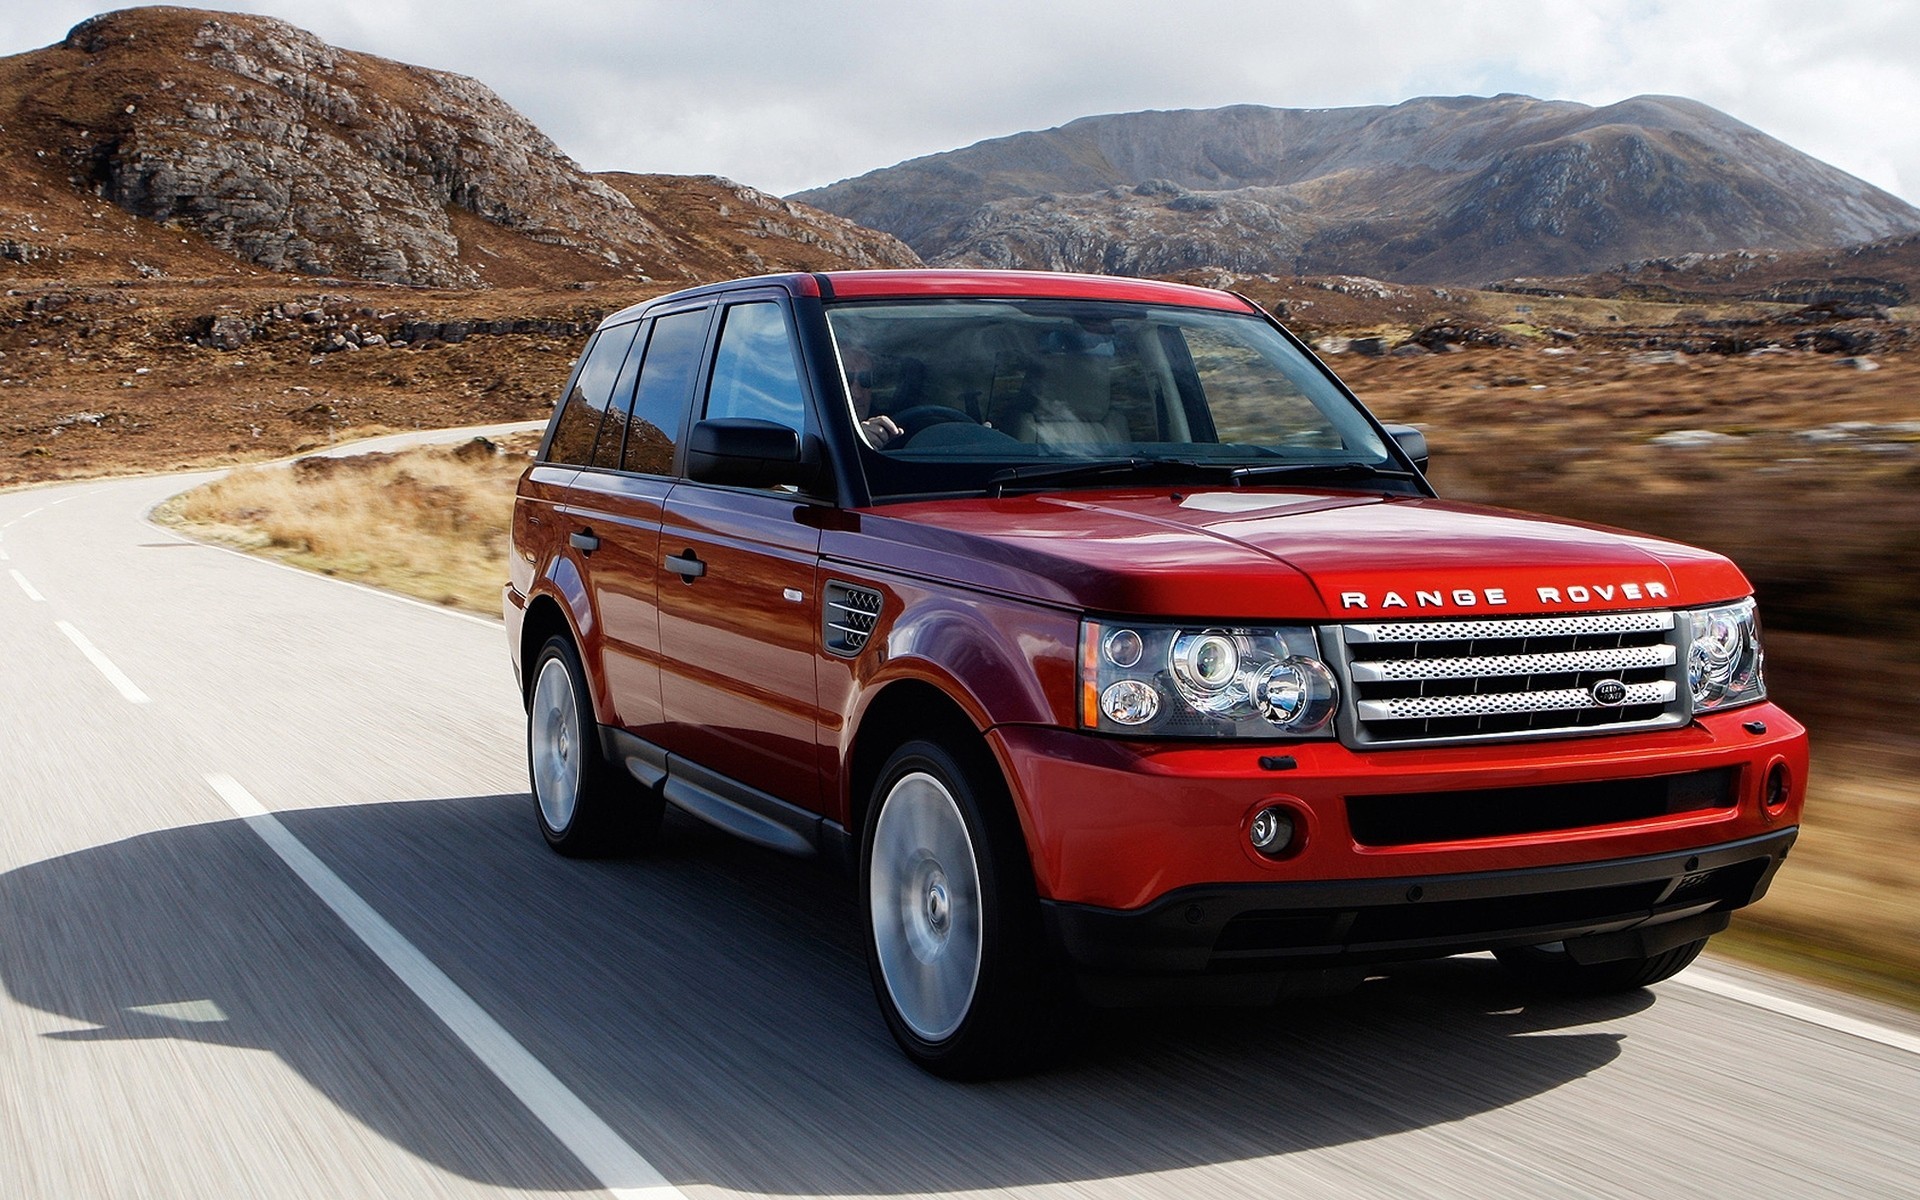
xmin=2 ymin=433 xmax=1916 ymax=1199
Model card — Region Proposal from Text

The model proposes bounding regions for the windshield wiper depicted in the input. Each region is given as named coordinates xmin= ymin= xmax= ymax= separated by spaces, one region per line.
xmin=1221 ymin=461 xmax=1418 ymax=486
xmin=987 ymin=458 xmax=1175 ymax=496
xmin=987 ymin=458 xmax=1418 ymax=496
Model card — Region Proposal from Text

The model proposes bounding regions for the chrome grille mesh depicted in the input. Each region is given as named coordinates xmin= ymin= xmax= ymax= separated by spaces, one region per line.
xmin=822 ymin=581 xmax=882 ymax=658
xmin=1334 ymin=611 xmax=1689 ymax=746
xmin=1350 ymin=644 xmax=1677 ymax=682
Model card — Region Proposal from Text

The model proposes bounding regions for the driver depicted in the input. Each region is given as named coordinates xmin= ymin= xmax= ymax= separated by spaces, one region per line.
xmin=843 ymin=347 xmax=902 ymax=448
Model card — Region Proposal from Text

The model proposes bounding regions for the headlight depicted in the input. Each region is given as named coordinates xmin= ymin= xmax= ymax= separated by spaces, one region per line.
xmin=1686 ymin=598 xmax=1765 ymax=711
xmin=1081 ymin=621 xmax=1337 ymax=738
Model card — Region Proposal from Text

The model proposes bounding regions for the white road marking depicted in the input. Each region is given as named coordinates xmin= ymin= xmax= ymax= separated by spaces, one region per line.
xmin=55 ymin=621 xmax=153 ymax=704
xmin=0 ymin=544 xmax=9 ymax=561
xmin=207 ymin=774 xmax=686 ymax=1200
xmin=1675 ymin=967 xmax=1920 ymax=1057
xmin=10 ymin=568 xmax=44 ymax=602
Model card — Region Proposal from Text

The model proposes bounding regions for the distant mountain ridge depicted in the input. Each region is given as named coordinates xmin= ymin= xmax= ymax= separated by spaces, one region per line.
xmin=0 ymin=7 xmax=918 ymax=287
xmin=793 ymin=96 xmax=1920 ymax=284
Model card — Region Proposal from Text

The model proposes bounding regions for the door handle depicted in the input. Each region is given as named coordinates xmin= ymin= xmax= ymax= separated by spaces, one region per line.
xmin=665 ymin=550 xmax=706 ymax=580
xmin=569 ymin=530 xmax=600 ymax=553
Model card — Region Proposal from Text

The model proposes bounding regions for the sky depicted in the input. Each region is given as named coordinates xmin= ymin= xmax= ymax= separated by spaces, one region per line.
xmin=2 ymin=0 xmax=1916 ymax=207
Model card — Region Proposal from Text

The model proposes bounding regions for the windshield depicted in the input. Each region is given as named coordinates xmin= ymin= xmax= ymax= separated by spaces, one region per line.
xmin=824 ymin=298 xmax=1402 ymax=500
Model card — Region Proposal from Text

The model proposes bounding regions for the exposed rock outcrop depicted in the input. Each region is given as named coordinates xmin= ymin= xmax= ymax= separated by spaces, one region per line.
xmin=1 ymin=7 xmax=918 ymax=287
xmin=795 ymin=96 xmax=1920 ymax=285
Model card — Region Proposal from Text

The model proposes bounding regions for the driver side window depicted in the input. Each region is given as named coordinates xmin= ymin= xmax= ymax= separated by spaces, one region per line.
xmin=705 ymin=302 xmax=807 ymax=432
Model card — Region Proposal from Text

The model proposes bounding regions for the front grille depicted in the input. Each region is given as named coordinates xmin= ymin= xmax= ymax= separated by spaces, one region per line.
xmin=1346 ymin=768 xmax=1738 ymax=846
xmin=1331 ymin=611 xmax=1690 ymax=747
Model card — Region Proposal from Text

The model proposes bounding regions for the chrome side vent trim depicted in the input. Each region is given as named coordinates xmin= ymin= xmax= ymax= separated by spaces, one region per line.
xmin=823 ymin=581 xmax=883 ymax=658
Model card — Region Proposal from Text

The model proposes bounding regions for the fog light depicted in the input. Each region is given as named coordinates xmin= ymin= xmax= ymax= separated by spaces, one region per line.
xmin=1765 ymin=762 xmax=1791 ymax=810
xmin=1101 ymin=679 xmax=1160 ymax=726
xmin=1249 ymin=806 xmax=1295 ymax=857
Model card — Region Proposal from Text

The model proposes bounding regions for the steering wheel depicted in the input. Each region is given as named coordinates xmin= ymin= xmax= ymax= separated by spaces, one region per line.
xmin=891 ymin=405 xmax=980 ymax=436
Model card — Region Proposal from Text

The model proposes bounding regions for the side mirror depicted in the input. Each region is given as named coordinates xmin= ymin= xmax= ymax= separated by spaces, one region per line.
xmin=686 ymin=418 xmax=811 ymax=489
xmin=1384 ymin=424 xmax=1429 ymax=475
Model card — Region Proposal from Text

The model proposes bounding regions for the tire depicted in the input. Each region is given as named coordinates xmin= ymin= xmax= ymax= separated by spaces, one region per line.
xmin=526 ymin=634 xmax=662 ymax=857
xmin=1495 ymin=936 xmax=1709 ymax=995
xmin=861 ymin=737 xmax=1066 ymax=1078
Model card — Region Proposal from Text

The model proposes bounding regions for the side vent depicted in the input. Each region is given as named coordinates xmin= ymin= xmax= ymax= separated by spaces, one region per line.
xmin=824 ymin=581 xmax=883 ymax=658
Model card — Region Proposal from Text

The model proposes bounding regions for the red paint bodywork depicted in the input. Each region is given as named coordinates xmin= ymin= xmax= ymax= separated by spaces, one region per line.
xmin=508 ymin=269 xmax=1806 ymax=950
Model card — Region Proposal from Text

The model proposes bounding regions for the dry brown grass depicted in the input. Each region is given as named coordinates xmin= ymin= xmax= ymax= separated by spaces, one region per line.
xmin=154 ymin=433 xmax=539 ymax=614
xmin=1720 ymin=750 xmax=1920 ymax=1008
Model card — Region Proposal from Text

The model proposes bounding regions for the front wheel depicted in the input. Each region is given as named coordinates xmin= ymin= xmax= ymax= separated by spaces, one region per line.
xmin=862 ymin=738 xmax=1065 ymax=1078
xmin=1495 ymin=936 xmax=1709 ymax=995
xmin=526 ymin=634 xmax=661 ymax=857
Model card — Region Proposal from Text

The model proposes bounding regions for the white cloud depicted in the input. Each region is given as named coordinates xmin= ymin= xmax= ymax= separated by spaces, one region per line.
xmin=2 ymin=0 xmax=1915 ymax=205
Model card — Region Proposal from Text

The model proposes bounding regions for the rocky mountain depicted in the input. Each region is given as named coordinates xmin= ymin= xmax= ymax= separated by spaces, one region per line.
xmin=794 ymin=96 xmax=1920 ymax=285
xmin=0 ymin=7 xmax=917 ymax=287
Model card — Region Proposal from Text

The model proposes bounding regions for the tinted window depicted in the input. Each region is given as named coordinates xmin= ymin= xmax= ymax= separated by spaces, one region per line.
xmin=705 ymin=302 xmax=806 ymax=430
xmin=623 ymin=308 xmax=709 ymax=475
xmin=546 ymin=323 xmax=640 ymax=465
xmin=825 ymin=299 xmax=1392 ymax=500
xmin=587 ymin=324 xmax=646 ymax=469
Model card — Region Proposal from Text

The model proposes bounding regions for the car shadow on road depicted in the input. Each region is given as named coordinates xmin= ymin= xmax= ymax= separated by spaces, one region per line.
xmin=2 ymin=792 xmax=1654 ymax=1193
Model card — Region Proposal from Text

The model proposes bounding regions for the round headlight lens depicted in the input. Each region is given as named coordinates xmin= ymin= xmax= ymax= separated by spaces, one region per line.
xmin=1257 ymin=657 xmax=1338 ymax=732
xmin=1687 ymin=600 xmax=1765 ymax=709
xmin=1103 ymin=627 xmax=1145 ymax=669
xmin=1173 ymin=630 xmax=1239 ymax=693
xmin=1690 ymin=609 xmax=1748 ymax=700
xmin=1100 ymin=679 xmax=1161 ymax=726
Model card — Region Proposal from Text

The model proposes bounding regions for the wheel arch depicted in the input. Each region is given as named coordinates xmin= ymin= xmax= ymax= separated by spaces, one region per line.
xmin=846 ymin=679 xmax=1005 ymax=855
xmin=520 ymin=593 xmax=580 ymax=707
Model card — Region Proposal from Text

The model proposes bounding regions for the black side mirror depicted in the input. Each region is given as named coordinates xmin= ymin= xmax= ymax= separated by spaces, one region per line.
xmin=686 ymin=418 xmax=813 ymax=489
xmin=1384 ymin=424 xmax=1429 ymax=474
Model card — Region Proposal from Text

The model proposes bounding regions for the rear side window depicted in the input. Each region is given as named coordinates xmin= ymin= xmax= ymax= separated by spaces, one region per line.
xmin=587 ymin=324 xmax=649 ymax=470
xmin=704 ymin=301 xmax=806 ymax=431
xmin=583 ymin=324 xmax=652 ymax=470
xmin=546 ymin=323 xmax=641 ymax=465
xmin=623 ymin=308 xmax=710 ymax=475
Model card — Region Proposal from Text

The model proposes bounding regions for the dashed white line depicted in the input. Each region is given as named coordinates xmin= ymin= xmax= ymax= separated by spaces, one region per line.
xmin=55 ymin=621 xmax=152 ymax=704
xmin=1676 ymin=967 xmax=1920 ymax=1057
xmin=207 ymin=774 xmax=685 ymax=1200
xmin=10 ymin=568 xmax=44 ymax=602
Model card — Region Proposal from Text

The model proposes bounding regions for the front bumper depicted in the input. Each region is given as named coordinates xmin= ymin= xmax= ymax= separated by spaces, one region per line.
xmin=1042 ymin=827 xmax=1794 ymax=976
xmin=989 ymin=702 xmax=1806 ymax=979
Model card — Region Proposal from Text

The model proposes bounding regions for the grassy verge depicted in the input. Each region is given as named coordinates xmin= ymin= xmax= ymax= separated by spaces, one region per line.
xmin=152 ymin=432 xmax=539 ymax=614
xmin=1718 ymin=750 xmax=1920 ymax=1010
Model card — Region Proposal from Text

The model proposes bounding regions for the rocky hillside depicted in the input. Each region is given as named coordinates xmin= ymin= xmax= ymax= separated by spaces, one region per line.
xmin=1493 ymin=231 xmax=1920 ymax=309
xmin=0 ymin=7 xmax=917 ymax=287
xmin=794 ymin=96 xmax=1920 ymax=284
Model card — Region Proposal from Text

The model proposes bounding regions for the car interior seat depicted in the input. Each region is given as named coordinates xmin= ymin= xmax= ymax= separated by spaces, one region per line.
xmin=1006 ymin=352 xmax=1128 ymax=446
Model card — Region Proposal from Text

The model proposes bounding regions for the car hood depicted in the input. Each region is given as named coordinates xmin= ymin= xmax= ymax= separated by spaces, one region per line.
xmin=830 ymin=487 xmax=1751 ymax=620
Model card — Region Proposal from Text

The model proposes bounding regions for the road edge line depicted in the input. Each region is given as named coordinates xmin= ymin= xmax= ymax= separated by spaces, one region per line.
xmin=206 ymin=773 xmax=685 ymax=1200
xmin=1674 ymin=967 xmax=1920 ymax=1057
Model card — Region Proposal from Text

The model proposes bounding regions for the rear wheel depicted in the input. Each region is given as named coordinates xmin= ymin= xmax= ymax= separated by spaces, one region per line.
xmin=1495 ymin=936 xmax=1709 ymax=995
xmin=862 ymin=738 xmax=1066 ymax=1078
xmin=527 ymin=634 xmax=661 ymax=857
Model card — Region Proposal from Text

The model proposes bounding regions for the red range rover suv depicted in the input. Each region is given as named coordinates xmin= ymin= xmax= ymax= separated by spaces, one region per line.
xmin=505 ymin=269 xmax=1805 ymax=1076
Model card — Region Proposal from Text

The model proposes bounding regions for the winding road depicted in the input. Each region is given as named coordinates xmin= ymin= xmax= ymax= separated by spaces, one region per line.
xmin=2 ymin=431 xmax=1916 ymax=1198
